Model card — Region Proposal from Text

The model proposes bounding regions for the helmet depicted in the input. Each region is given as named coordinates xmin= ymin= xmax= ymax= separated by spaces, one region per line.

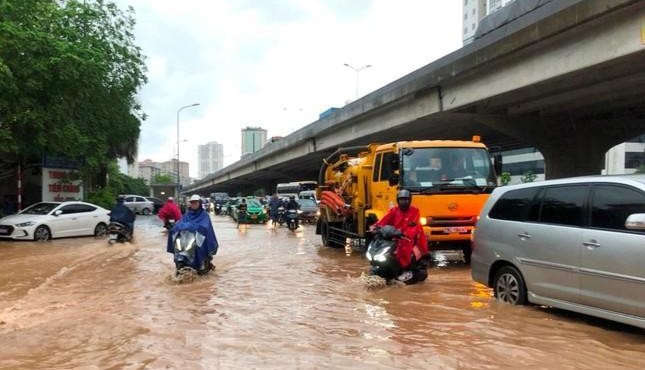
xmin=397 ymin=189 xmax=411 ymax=200
xmin=167 ymin=197 xmax=174 ymax=202
xmin=289 ymin=195 xmax=295 ymax=200
xmin=189 ymin=194 xmax=201 ymax=202
xmin=117 ymin=195 xmax=125 ymax=203
xmin=396 ymin=189 xmax=411 ymax=211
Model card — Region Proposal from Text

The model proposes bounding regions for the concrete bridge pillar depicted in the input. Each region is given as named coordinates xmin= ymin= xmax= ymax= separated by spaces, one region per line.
xmin=478 ymin=115 xmax=645 ymax=179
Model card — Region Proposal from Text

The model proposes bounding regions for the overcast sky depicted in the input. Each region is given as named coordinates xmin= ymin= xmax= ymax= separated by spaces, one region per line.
xmin=113 ymin=0 xmax=463 ymax=177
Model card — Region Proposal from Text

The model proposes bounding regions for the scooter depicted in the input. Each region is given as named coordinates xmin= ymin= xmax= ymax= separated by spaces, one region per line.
xmin=366 ymin=225 xmax=429 ymax=284
xmin=163 ymin=218 xmax=176 ymax=231
xmin=171 ymin=228 xmax=214 ymax=277
xmin=286 ymin=209 xmax=299 ymax=232
xmin=365 ymin=225 xmax=403 ymax=280
xmin=276 ymin=206 xmax=286 ymax=225
xmin=214 ymin=203 xmax=222 ymax=215
xmin=107 ymin=221 xmax=132 ymax=244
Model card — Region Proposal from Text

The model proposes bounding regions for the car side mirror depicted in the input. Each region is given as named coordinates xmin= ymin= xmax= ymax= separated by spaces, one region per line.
xmin=54 ymin=210 xmax=63 ymax=216
xmin=625 ymin=213 xmax=645 ymax=230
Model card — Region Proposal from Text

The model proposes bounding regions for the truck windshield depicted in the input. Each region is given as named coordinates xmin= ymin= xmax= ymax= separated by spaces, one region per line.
xmin=401 ymin=147 xmax=496 ymax=192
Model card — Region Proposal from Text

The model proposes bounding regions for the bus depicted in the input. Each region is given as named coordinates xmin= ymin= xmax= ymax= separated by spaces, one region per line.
xmin=275 ymin=181 xmax=317 ymax=199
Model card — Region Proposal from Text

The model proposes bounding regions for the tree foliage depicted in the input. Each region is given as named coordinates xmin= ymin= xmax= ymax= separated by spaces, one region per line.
xmin=153 ymin=173 xmax=174 ymax=184
xmin=0 ymin=0 xmax=147 ymax=170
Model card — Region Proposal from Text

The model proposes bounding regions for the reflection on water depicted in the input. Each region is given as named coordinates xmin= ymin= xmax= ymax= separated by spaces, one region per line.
xmin=1 ymin=216 xmax=644 ymax=369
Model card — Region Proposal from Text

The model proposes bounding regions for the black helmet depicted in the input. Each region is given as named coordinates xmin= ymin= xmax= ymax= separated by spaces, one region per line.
xmin=397 ymin=189 xmax=411 ymax=200
xmin=396 ymin=189 xmax=411 ymax=211
xmin=117 ymin=195 xmax=125 ymax=203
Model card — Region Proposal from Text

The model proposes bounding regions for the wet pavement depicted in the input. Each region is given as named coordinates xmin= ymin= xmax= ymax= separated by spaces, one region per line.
xmin=0 ymin=214 xmax=644 ymax=369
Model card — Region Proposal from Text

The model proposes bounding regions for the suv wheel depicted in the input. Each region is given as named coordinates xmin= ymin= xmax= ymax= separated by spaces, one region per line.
xmin=141 ymin=208 xmax=151 ymax=215
xmin=493 ymin=265 xmax=527 ymax=305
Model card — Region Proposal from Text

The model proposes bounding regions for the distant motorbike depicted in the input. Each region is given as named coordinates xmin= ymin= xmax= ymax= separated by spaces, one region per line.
xmin=276 ymin=206 xmax=286 ymax=225
xmin=286 ymin=209 xmax=299 ymax=232
xmin=163 ymin=218 xmax=176 ymax=231
xmin=107 ymin=221 xmax=132 ymax=244
xmin=214 ymin=203 xmax=222 ymax=215
xmin=171 ymin=228 xmax=214 ymax=277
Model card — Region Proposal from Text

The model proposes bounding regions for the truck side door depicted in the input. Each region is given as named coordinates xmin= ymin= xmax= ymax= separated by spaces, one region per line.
xmin=371 ymin=151 xmax=397 ymax=217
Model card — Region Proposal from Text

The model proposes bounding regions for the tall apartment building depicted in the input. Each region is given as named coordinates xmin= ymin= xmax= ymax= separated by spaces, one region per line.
xmin=160 ymin=159 xmax=190 ymax=186
xmin=198 ymin=141 xmax=224 ymax=178
xmin=462 ymin=0 xmax=487 ymax=45
xmin=241 ymin=127 xmax=267 ymax=158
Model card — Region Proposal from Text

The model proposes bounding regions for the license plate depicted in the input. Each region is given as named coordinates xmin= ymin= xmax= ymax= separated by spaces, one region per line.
xmin=109 ymin=234 xmax=118 ymax=240
xmin=443 ymin=227 xmax=467 ymax=234
xmin=0 ymin=228 xmax=8 ymax=235
xmin=251 ymin=215 xmax=257 ymax=219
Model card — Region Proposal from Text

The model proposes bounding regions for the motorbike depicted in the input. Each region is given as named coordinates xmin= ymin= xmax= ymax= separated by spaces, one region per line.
xmin=366 ymin=225 xmax=403 ymax=280
xmin=171 ymin=228 xmax=214 ymax=277
xmin=286 ymin=209 xmax=299 ymax=231
xmin=214 ymin=203 xmax=222 ymax=215
xmin=107 ymin=221 xmax=132 ymax=244
xmin=366 ymin=225 xmax=430 ymax=284
xmin=163 ymin=218 xmax=176 ymax=231
xmin=276 ymin=206 xmax=286 ymax=225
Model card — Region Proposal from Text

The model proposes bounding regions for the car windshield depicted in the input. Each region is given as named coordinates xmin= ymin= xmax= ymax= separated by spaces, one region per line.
xmin=298 ymin=199 xmax=317 ymax=208
xmin=21 ymin=202 xmax=59 ymax=215
xmin=246 ymin=199 xmax=262 ymax=208
xmin=401 ymin=147 xmax=497 ymax=192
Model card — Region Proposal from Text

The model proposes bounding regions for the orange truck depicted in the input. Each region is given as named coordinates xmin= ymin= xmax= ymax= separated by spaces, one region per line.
xmin=316 ymin=137 xmax=501 ymax=262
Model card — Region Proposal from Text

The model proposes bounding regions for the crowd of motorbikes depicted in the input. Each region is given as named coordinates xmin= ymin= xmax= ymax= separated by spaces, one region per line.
xmin=107 ymin=195 xmax=427 ymax=286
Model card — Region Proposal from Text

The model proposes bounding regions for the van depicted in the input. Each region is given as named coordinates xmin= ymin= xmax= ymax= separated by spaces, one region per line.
xmin=471 ymin=175 xmax=645 ymax=329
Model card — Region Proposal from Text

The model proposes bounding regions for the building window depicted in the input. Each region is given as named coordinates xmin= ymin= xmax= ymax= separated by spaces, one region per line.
xmin=465 ymin=0 xmax=468 ymax=5
xmin=464 ymin=13 xmax=468 ymax=20
xmin=625 ymin=152 xmax=645 ymax=168
xmin=471 ymin=23 xmax=475 ymax=30
xmin=464 ymin=27 xmax=468 ymax=34
xmin=473 ymin=8 xmax=476 ymax=15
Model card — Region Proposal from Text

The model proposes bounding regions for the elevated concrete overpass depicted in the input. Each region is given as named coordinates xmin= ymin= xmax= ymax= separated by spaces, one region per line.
xmin=187 ymin=0 xmax=645 ymax=195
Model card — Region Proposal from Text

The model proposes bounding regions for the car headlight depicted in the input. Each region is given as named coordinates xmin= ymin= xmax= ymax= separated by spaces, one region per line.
xmin=16 ymin=221 xmax=35 ymax=227
xmin=297 ymin=210 xmax=303 ymax=214
xmin=316 ymin=210 xmax=321 ymax=216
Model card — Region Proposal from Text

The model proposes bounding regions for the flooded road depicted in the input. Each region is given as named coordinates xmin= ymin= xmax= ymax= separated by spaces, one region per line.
xmin=1 ymin=214 xmax=644 ymax=369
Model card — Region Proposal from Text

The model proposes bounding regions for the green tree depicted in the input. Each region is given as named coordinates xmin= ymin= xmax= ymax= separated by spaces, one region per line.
xmin=0 ymin=0 xmax=147 ymax=171
xmin=500 ymin=172 xmax=512 ymax=186
xmin=520 ymin=171 xmax=537 ymax=183
xmin=153 ymin=173 xmax=174 ymax=184
xmin=636 ymin=165 xmax=645 ymax=174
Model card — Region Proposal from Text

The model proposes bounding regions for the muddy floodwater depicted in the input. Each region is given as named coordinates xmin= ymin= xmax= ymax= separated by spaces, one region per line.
xmin=1 ymin=215 xmax=644 ymax=369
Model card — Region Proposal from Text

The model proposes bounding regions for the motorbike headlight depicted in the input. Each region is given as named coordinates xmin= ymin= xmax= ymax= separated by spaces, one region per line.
xmin=185 ymin=240 xmax=195 ymax=251
xmin=420 ymin=217 xmax=427 ymax=226
xmin=175 ymin=238 xmax=183 ymax=251
xmin=374 ymin=246 xmax=391 ymax=262
xmin=366 ymin=251 xmax=373 ymax=261
xmin=16 ymin=221 xmax=35 ymax=227
xmin=316 ymin=210 xmax=320 ymax=216
xmin=297 ymin=210 xmax=303 ymax=214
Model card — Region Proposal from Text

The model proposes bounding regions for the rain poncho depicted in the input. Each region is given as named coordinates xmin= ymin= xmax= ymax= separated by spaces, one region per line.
xmin=110 ymin=201 xmax=135 ymax=231
xmin=166 ymin=206 xmax=218 ymax=269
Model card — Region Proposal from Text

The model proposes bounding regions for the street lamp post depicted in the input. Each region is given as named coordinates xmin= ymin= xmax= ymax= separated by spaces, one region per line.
xmin=344 ymin=63 xmax=371 ymax=99
xmin=176 ymin=103 xmax=200 ymax=198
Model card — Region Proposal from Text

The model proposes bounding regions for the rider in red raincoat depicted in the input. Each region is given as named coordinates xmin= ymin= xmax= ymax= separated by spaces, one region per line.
xmin=373 ymin=189 xmax=429 ymax=283
xmin=158 ymin=197 xmax=182 ymax=228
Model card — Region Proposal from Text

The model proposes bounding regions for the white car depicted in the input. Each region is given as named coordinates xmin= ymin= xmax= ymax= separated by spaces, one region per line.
xmin=0 ymin=201 xmax=110 ymax=241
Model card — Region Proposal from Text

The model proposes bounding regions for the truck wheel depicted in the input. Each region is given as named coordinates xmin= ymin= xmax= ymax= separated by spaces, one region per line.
xmin=463 ymin=244 xmax=472 ymax=264
xmin=321 ymin=220 xmax=342 ymax=248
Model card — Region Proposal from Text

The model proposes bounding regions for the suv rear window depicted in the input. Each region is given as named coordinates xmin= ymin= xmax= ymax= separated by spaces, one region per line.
xmin=489 ymin=187 xmax=540 ymax=221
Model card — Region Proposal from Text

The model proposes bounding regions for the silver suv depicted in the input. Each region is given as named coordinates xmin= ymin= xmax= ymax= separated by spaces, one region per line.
xmin=122 ymin=195 xmax=154 ymax=215
xmin=472 ymin=175 xmax=645 ymax=329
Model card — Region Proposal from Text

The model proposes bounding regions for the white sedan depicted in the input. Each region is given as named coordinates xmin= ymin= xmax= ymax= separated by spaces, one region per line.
xmin=0 ymin=201 xmax=110 ymax=241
